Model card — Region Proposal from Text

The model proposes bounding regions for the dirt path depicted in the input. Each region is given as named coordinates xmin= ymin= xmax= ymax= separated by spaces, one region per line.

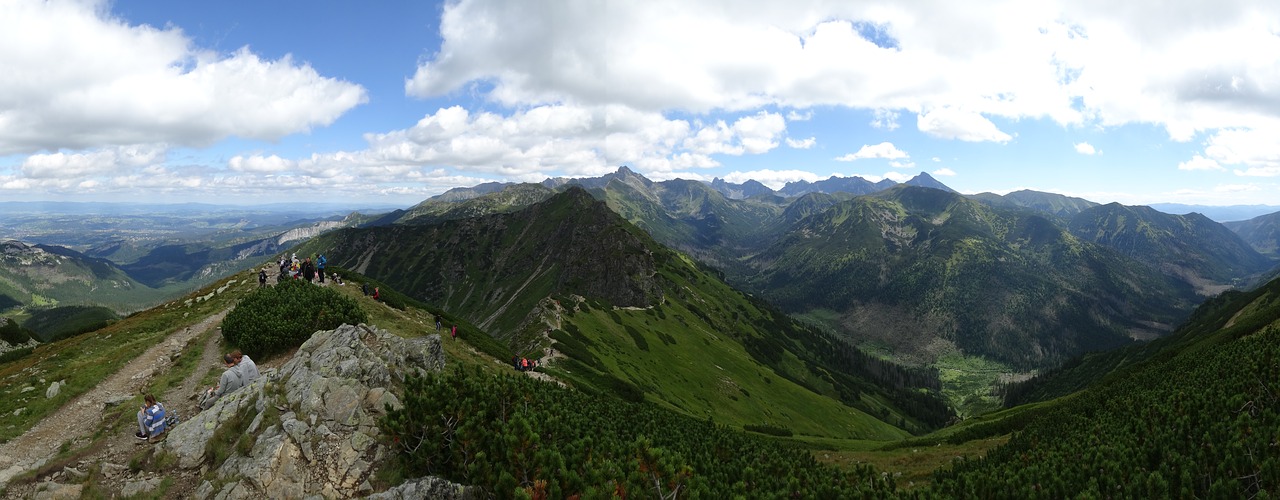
xmin=0 ymin=308 xmax=230 ymax=490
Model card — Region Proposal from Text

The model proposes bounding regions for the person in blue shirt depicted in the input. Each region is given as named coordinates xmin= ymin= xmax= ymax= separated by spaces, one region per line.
xmin=135 ymin=394 xmax=166 ymax=440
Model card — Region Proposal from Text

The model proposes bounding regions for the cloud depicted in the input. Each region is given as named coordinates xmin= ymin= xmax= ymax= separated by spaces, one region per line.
xmin=882 ymin=171 xmax=913 ymax=182
xmin=1177 ymin=155 xmax=1224 ymax=171
xmin=835 ymin=141 xmax=908 ymax=161
xmin=917 ymin=108 xmax=1012 ymax=143
xmin=229 ymin=155 xmax=296 ymax=173
xmin=786 ymin=110 xmax=813 ymax=121
xmin=20 ymin=146 xmax=165 ymax=179
xmin=871 ymin=109 xmax=900 ymax=130
xmin=785 ymin=137 xmax=816 ymax=149
xmin=931 ymin=157 xmax=942 ymax=162
xmin=1201 ymin=128 xmax=1280 ymax=169
xmin=889 ymin=160 xmax=915 ymax=169
xmin=1074 ymin=142 xmax=1098 ymax=155
xmin=932 ymin=167 xmax=957 ymax=176
xmin=407 ymin=0 xmax=1280 ymax=145
xmin=682 ymin=112 xmax=787 ymax=156
xmin=0 ymin=0 xmax=367 ymax=155
xmin=1233 ymin=166 xmax=1280 ymax=177
xmin=213 ymin=104 xmax=789 ymax=193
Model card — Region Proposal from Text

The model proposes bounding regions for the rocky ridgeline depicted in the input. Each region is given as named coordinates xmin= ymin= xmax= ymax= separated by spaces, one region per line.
xmin=161 ymin=324 xmax=472 ymax=499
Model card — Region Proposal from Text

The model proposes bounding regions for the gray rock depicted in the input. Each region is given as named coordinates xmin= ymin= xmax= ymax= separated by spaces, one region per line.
xmin=61 ymin=466 xmax=86 ymax=481
xmin=121 ymin=477 xmax=164 ymax=497
xmin=161 ymin=324 xmax=445 ymax=498
xmin=32 ymin=482 xmax=83 ymax=500
xmin=362 ymin=476 xmax=475 ymax=499
xmin=103 ymin=395 xmax=134 ymax=408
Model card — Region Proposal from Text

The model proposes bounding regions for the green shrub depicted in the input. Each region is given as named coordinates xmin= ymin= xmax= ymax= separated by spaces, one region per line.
xmin=222 ymin=279 xmax=367 ymax=357
xmin=0 ymin=319 xmax=34 ymax=345
xmin=381 ymin=366 xmax=893 ymax=498
xmin=0 ymin=347 xmax=32 ymax=364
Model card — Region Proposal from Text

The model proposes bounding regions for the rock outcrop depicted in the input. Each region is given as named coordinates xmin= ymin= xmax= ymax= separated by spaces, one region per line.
xmin=161 ymin=324 xmax=446 ymax=499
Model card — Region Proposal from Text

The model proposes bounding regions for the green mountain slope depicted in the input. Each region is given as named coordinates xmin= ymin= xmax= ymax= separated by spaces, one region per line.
xmin=746 ymin=186 xmax=1193 ymax=370
xmin=1069 ymin=203 xmax=1273 ymax=293
xmin=397 ymin=183 xmax=556 ymax=226
xmin=931 ymin=274 xmax=1280 ymax=497
xmin=969 ymin=189 xmax=1099 ymax=218
xmin=0 ymin=240 xmax=168 ymax=313
xmin=300 ymin=188 xmax=952 ymax=439
xmin=1225 ymin=209 xmax=1280 ymax=258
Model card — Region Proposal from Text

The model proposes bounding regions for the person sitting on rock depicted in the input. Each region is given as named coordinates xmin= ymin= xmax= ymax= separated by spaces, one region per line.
xmin=136 ymin=394 xmax=166 ymax=440
xmin=231 ymin=349 xmax=260 ymax=383
xmin=199 ymin=353 xmax=246 ymax=410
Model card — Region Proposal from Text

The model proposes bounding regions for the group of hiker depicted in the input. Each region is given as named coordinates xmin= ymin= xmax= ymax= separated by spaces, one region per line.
xmin=433 ymin=314 xmax=458 ymax=340
xmin=134 ymin=349 xmax=259 ymax=441
xmin=512 ymin=355 xmax=539 ymax=372
xmin=276 ymin=253 xmax=330 ymax=284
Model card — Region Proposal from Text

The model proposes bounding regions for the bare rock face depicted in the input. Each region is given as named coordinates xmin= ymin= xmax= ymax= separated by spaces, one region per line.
xmin=160 ymin=324 xmax=446 ymax=499
xmin=362 ymin=476 xmax=475 ymax=499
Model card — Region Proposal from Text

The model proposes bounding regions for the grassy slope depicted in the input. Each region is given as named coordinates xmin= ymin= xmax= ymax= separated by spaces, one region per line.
xmin=549 ymin=262 xmax=911 ymax=440
xmin=0 ymin=274 xmax=248 ymax=443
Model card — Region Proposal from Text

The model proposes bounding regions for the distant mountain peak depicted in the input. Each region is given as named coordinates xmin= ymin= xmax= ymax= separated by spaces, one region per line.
xmin=904 ymin=172 xmax=957 ymax=193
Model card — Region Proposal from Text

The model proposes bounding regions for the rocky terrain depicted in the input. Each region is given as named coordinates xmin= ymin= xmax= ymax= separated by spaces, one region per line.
xmin=0 ymin=323 xmax=472 ymax=499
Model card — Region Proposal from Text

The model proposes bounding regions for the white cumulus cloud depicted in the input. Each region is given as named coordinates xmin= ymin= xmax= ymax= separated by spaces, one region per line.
xmin=835 ymin=142 xmax=909 ymax=161
xmin=0 ymin=0 xmax=367 ymax=155
xmin=1177 ymin=156 xmax=1224 ymax=171
xmin=785 ymin=137 xmax=816 ymax=149
xmin=917 ymin=108 xmax=1012 ymax=143
xmin=1074 ymin=142 xmax=1098 ymax=155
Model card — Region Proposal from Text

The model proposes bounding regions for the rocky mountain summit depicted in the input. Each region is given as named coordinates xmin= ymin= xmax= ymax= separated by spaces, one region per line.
xmin=157 ymin=323 xmax=465 ymax=499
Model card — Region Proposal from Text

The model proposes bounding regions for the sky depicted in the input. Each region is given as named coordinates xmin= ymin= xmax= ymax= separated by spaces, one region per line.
xmin=2 ymin=0 xmax=1279 ymax=207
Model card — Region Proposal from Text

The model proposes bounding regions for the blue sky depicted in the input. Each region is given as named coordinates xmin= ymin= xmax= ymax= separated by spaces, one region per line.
xmin=1 ymin=0 xmax=1278 ymax=207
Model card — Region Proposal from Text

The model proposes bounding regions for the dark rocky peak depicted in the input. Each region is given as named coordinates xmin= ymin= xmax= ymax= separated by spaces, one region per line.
xmin=903 ymin=172 xmax=957 ymax=193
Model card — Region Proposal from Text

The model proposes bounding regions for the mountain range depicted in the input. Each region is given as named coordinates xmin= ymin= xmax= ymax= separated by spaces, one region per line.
xmin=300 ymin=188 xmax=953 ymax=436
xmin=350 ymin=168 xmax=1276 ymax=379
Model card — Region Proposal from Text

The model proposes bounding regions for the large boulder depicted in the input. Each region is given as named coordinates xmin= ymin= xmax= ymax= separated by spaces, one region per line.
xmin=161 ymin=324 xmax=446 ymax=499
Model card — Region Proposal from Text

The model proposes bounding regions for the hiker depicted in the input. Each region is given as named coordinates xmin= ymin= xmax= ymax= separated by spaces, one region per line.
xmin=301 ymin=258 xmax=316 ymax=282
xmin=231 ymin=349 xmax=260 ymax=383
xmin=317 ymin=254 xmax=327 ymax=283
xmin=333 ymin=273 xmax=344 ymax=285
xmin=135 ymin=394 xmax=166 ymax=440
xmin=258 ymin=269 xmax=267 ymax=287
xmin=434 ymin=314 xmax=442 ymax=331
xmin=521 ymin=357 xmax=530 ymax=371
xmin=361 ymin=283 xmax=369 ymax=296
xmin=373 ymin=287 xmax=380 ymax=300
xmin=451 ymin=324 xmax=457 ymax=340
xmin=200 ymin=353 xmax=246 ymax=410
xmin=512 ymin=356 xmax=520 ymax=370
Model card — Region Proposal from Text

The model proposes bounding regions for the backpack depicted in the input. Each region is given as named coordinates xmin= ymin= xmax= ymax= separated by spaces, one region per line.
xmin=165 ymin=410 xmax=180 ymax=429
